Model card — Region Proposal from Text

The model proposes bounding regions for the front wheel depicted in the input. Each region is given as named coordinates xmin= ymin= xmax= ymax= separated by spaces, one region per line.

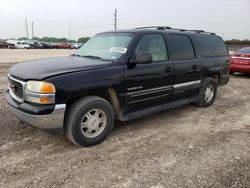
xmin=65 ymin=96 xmax=114 ymax=147
xmin=195 ymin=78 xmax=217 ymax=107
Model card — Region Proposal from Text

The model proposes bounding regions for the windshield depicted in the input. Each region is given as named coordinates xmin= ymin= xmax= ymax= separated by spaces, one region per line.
xmin=75 ymin=33 xmax=134 ymax=61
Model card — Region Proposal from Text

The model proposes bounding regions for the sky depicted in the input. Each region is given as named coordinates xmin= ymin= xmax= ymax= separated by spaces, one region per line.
xmin=0 ymin=0 xmax=250 ymax=40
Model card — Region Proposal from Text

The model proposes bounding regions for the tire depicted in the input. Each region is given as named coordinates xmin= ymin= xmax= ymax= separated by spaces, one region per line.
xmin=230 ymin=71 xmax=235 ymax=75
xmin=65 ymin=96 xmax=114 ymax=147
xmin=195 ymin=78 xmax=217 ymax=107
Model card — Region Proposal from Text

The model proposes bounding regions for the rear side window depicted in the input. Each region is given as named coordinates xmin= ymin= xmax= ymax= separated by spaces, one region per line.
xmin=169 ymin=34 xmax=195 ymax=60
xmin=196 ymin=34 xmax=228 ymax=57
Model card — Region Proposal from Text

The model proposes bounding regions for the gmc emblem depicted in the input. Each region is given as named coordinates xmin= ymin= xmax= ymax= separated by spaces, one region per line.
xmin=9 ymin=83 xmax=16 ymax=92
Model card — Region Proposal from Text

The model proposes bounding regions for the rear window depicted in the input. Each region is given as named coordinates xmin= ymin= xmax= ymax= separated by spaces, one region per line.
xmin=196 ymin=34 xmax=228 ymax=57
xmin=169 ymin=34 xmax=195 ymax=60
xmin=236 ymin=47 xmax=250 ymax=54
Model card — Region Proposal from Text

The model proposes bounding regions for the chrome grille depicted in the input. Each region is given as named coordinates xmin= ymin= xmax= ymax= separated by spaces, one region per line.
xmin=8 ymin=74 xmax=25 ymax=103
xmin=9 ymin=78 xmax=23 ymax=98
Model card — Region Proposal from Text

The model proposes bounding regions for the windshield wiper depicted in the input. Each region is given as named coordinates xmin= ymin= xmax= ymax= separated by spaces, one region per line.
xmin=82 ymin=55 xmax=102 ymax=59
xmin=82 ymin=55 xmax=109 ymax=61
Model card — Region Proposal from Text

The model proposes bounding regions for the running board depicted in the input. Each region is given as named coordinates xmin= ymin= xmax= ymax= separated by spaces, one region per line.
xmin=117 ymin=96 xmax=198 ymax=121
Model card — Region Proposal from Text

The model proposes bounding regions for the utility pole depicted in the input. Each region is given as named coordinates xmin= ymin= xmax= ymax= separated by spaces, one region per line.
xmin=32 ymin=22 xmax=34 ymax=39
xmin=69 ymin=20 xmax=71 ymax=41
xmin=114 ymin=9 xmax=117 ymax=30
xmin=25 ymin=18 xmax=29 ymax=39
xmin=68 ymin=20 xmax=71 ymax=55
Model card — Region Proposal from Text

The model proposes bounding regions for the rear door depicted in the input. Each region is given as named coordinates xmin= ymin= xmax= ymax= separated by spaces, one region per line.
xmin=124 ymin=33 xmax=174 ymax=105
xmin=168 ymin=33 xmax=201 ymax=94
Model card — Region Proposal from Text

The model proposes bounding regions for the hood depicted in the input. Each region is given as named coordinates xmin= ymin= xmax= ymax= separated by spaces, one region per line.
xmin=10 ymin=56 xmax=112 ymax=80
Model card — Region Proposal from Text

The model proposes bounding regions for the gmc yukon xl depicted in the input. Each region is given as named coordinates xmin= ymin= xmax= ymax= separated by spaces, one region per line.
xmin=6 ymin=26 xmax=230 ymax=147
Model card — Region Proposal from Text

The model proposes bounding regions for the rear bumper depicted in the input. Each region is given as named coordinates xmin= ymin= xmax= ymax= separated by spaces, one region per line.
xmin=230 ymin=64 xmax=250 ymax=73
xmin=5 ymin=91 xmax=66 ymax=132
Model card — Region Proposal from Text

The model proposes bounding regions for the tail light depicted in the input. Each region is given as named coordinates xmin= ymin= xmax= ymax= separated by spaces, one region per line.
xmin=230 ymin=53 xmax=250 ymax=65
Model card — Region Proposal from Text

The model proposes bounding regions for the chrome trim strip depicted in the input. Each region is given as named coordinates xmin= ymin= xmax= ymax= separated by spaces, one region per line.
xmin=25 ymin=91 xmax=55 ymax=98
xmin=8 ymin=73 xmax=26 ymax=85
xmin=173 ymin=80 xmax=201 ymax=89
xmin=127 ymin=85 xmax=172 ymax=96
xmin=127 ymin=86 xmax=143 ymax=91
xmin=128 ymin=93 xmax=169 ymax=104
xmin=8 ymin=85 xmax=23 ymax=103
xmin=25 ymin=91 xmax=55 ymax=104
xmin=8 ymin=104 xmax=66 ymax=130
xmin=131 ymin=87 xmax=172 ymax=97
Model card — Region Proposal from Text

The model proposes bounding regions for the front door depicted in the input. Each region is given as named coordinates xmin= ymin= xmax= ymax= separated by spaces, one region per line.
xmin=124 ymin=34 xmax=174 ymax=105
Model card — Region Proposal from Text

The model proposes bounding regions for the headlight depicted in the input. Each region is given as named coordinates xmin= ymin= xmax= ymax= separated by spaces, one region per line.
xmin=25 ymin=81 xmax=56 ymax=104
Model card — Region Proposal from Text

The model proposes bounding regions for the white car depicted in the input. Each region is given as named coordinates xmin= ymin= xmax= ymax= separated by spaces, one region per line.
xmin=72 ymin=43 xmax=82 ymax=49
xmin=6 ymin=40 xmax=31 ymax=49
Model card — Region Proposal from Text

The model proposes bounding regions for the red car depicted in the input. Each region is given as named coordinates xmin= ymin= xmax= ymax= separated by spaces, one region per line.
xmin=53 ymin=43 xmax=71 ymax=49
xmin=230 ymin=47 xmax=250 ymax=74
xmin=0 ymin=42 xmax=7 ymax=48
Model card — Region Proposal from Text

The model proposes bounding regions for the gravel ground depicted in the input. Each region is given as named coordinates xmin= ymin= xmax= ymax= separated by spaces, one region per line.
xmin=0 ymin=50 xmax=249 ymax=188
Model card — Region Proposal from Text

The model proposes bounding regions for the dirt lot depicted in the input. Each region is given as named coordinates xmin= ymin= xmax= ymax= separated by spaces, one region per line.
xmin=0 ymin=49 xmax=249 ymax=188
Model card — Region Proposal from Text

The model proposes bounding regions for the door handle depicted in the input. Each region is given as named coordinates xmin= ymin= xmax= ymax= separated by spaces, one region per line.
xmin=165 ymin=67 xmax=172 ymax=72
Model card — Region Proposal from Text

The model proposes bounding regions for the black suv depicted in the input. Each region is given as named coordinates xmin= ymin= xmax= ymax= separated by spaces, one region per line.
xmin=6 ymin=26 xmax=229 ymax=147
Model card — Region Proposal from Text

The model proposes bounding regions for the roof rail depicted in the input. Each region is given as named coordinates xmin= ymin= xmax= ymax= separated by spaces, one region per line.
xmin=134 ymin=26 xmax=215 ymax=35
xmin=135 ymin=26 xmax=172 ymax=30
xmin=171 ymin=28 xmax=215 ymax=35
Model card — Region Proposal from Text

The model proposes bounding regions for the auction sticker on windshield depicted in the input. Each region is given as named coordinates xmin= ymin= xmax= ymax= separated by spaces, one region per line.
xmin=109 ymin=47 xmax=127 ymax=54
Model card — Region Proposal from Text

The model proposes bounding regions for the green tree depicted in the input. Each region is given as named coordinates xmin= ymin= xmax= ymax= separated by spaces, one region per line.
xmin=77 ymin=37 xmax=90 ymax=44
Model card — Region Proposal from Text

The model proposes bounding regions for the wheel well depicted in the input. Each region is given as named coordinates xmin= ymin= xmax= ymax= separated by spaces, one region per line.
xmin=208 ymin=73 xmax=220 ymax=85
xmin=65 ymin=87 xmax=121 ymax=115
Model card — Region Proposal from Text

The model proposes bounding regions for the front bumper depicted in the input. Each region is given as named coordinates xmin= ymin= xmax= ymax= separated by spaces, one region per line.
xmin=6 ymin=91 xmax=66 ymax=131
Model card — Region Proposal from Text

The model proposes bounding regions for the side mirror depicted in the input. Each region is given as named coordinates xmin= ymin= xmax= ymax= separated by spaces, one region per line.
xmin=130 ymin=53 xmax=153 ymax=64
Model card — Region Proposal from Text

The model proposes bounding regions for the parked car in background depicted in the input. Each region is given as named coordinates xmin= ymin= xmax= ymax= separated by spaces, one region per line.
xmin=71 ymin=43 xmax=82 ymax=49
xmin=0 ymin=41 xmax=8 ymax=48
xmin=230 ymin=47 xmax=250 ymax=74
xmin=26 ymin=41 xmax=43 ymax=49
xmin=41 ymin=42 xmax=53 ymax=49
xmin=6 ymin=40 xmax=31 ymax=49
xmin=53 ymin=43 xmax=71 ymax=49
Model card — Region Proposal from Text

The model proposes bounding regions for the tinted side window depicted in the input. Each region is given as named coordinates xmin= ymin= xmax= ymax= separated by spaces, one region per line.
xmin=196 ymin=34 xmax=228 ymax=57
xmin=169 ymin=34 xmax=195 ymax=60
xmin=135 ymin=34 xmax=168 ymax=62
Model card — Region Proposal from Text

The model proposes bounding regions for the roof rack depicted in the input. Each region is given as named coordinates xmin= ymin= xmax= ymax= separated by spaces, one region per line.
xmin=135 ymin=26 xmax=172 ymax=30
xmin=134 ymin=26 xmax=215 ymax=35
xmin=171 ymin=28 xmax=215 ymax=35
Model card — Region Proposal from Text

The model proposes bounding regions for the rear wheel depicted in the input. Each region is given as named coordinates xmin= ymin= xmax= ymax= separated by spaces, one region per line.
xmin=65 ymin=96 xmax=114 ymax=147
xmin=195 ymin=78 xmax=217 ymax=107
